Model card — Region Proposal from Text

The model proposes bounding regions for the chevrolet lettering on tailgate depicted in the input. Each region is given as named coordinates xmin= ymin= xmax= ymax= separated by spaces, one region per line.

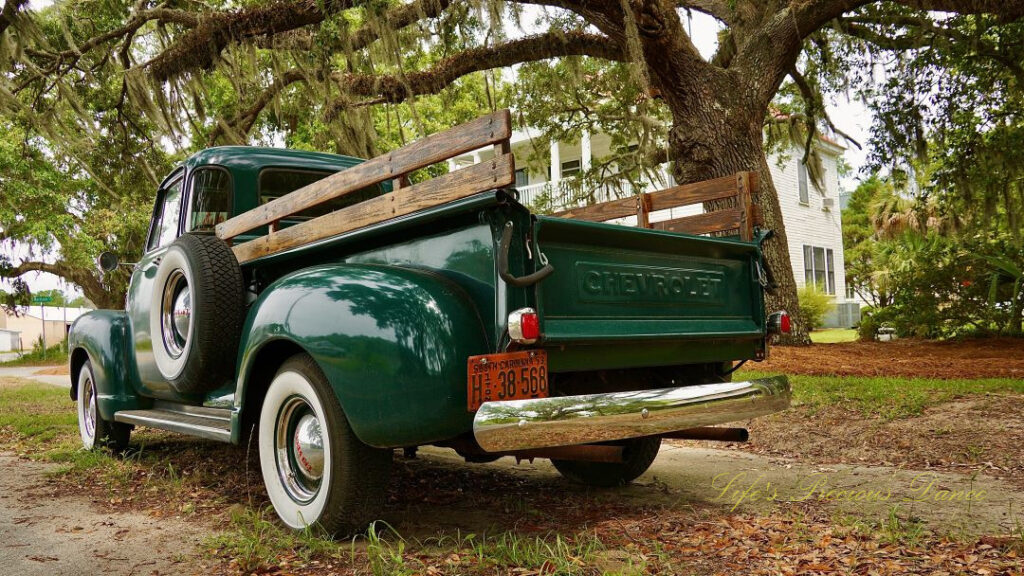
xmin=576 ymin=262 xmax=726 ymax=305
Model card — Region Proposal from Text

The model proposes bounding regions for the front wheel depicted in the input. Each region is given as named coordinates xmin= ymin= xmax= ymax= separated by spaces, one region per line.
xmin=258 ymin=354 xmax=392 ymax=536
xmin=76 ymin=360 xmax=131 ymax=451
xmin=551 ymin=437 xmax=661 ymax=487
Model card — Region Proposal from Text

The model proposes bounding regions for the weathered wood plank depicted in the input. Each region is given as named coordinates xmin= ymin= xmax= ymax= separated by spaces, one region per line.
xmin=736 ymin=172 xmax=754 ymax=241
xmin=553 ymin=195 xmax=639 ymax=222
xmin=647 ymin=175 xmax=741 ymax=211
xmin=232 ymin=154 xmax=515 ymax=264
xmin=650 ymin=208 xmax=742 ymax=237
xmin=217 ymin=109 xmax=512 ymax=240
xmin=637 ymin=192 xmax=653 ymax=228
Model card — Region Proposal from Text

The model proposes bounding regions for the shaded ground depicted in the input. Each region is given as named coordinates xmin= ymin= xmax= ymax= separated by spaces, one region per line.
xmin=2 ymin=361 xmax=1023 ymax=575
xmin=0 ymin=454 xmax=211 ymax=576
xmin=723 ymin=395 xmax=1024 ymax=489
xmin=755 ymin=338 xmax=1024 ymax=379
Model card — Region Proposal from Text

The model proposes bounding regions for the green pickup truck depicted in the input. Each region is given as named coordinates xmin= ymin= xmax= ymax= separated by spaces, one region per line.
xmin=69 ymin=110 xmax=791 ymax=535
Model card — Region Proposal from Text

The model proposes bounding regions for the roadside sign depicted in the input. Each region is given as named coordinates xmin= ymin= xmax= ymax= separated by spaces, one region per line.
xmin=32 ymin=295 xmax=54 ymax=303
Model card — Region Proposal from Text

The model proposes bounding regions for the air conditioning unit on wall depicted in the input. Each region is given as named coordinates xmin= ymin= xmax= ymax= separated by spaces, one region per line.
xmin=822 ymin=198 xmax=835 ymax=210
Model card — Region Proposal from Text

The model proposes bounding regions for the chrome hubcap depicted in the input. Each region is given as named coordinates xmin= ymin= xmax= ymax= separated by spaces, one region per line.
xmin=160 ymin=270 xmax=191 ymax=358
xmin=83 ymin=375 xmax=96 ymax=439
xmin=293 ymin=413 xmax=324 ymax=481
xmin=275 ymin=397 xmax=324 ymax=503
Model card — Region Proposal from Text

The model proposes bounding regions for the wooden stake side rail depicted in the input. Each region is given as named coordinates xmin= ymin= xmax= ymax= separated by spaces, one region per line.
xmin=231 ymin=154 xmax=515 ymax=264
xmin=216 ymin=109 xmax=513 ymax=242
xmin=554 ymin=171 xmax=761 ymax=241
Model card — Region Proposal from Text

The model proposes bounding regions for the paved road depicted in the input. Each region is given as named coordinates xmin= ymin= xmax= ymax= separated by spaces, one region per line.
xmin=0 ymin=366 xmax=70 ymax=388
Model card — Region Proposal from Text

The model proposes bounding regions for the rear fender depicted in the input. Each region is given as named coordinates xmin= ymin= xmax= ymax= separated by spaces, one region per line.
xmin=236 ymin=264 xmax=489 ymax=448
xmin=68 ymin=311 xmax=147 ymax=420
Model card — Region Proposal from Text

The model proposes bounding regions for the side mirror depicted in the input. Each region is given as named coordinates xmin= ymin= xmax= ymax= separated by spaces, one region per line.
xmin=97 ymin=251 xmax=120 ymax=273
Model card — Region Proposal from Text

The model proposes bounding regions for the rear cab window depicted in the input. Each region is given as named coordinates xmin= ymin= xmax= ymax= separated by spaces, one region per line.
xmin=258 ymin=168 xmax=382 ymax=222
xmin=189 ymin=167 xmax=232 ymax=232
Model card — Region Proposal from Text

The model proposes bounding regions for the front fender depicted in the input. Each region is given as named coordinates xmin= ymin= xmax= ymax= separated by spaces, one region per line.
xmin=236 ymin=264 xmax=489 ymax=448
xmin=68 ymin=310 xmax=146 ymax=420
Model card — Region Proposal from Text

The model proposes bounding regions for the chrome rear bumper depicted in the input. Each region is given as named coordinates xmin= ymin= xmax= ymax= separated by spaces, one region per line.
xmin=472 ymin=376 xmax=790 ymax=452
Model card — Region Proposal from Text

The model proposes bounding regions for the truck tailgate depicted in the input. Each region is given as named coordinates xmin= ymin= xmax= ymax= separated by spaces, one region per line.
xmin=533 ymin=216 xmax=764 ymax=344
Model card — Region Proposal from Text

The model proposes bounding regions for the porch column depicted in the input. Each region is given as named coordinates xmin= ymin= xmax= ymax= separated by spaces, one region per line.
xmin=471 ymin=151 xmax=482 ymax=165
xmin=549 ymin=139 xmax=561 ymax=185
xmin=581 ymin=131 xmax=592 ymax=172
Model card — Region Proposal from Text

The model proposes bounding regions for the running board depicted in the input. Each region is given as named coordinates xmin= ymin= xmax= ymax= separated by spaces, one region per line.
xmin=114 ymin=401 xmax=233 ymax=442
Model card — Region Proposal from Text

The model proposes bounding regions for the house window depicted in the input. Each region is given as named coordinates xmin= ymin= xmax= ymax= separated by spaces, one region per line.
xmin=798 ymin=161 xmax=809 ymax=205
xmin=803 ymin=245 xmax=836 ymax=295
xmin=515 ymin=169 xmax=529 ymax=188
xmin=561 ymin=159 xmax=581 ymax=177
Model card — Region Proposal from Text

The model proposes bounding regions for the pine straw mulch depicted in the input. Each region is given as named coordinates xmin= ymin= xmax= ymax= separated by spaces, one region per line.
xmin=711 ymin=396 xmax=1024 ymax=491
xmin=755 ymin=338 xmax=1024 ymax=379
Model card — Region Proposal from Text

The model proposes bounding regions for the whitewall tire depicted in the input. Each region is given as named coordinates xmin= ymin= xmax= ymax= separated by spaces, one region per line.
xmin=76 ymin=360 xmax=130 ymax=451
xmin=258 ymin=354 xmax=391 ymax=535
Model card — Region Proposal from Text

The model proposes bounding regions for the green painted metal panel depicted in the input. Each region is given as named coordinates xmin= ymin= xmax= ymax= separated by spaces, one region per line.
xmin=533 ymin=216 xmax=765 ymax=344
xmin=545 ymin=339 xmax=760 ymax=373
xmin=235 ymin=263 xmax=489 ymax=448
xmin=68 ymin=311 xmax=149 ymax=420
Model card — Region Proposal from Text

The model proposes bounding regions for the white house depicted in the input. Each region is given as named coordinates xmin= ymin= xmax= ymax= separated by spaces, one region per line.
xmin=451 ymin=127 xmax=859 ymax=328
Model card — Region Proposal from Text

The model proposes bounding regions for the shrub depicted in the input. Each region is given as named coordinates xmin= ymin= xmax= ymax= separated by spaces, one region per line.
xmin=798 ymin=285 xmax=836 ymax=330
xmin=857 ymin=308 xmax=877 ymax=341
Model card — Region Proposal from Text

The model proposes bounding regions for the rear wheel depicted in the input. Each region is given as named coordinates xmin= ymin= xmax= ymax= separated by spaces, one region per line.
xmin=258 ymin=354 xmax=392 ymax=535
xmin=76 ymin=360 xmax=130 ymax=451
xmin=551 ymin=437 xmax=661 ymax=487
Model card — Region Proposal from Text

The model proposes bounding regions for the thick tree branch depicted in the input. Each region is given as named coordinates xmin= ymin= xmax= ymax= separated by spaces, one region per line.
xmin=677 ymin=0 xmax=734 ymax=25
xmin=0 ymin=0 xmax=28 ymax=38
xmin=146 ymin=0 xmax=355 ymax=81
xmin=327 ymin=31 xmax=625 ymax=112
xmin=5 ymin=260 xmax=107 ymax=303
xmin=838 ymin=17 xmax=1024 ymax=85
xmin=254 ymin=0 xmax=452 ymax=53
xmin=733 ymin=0 xmax=1024 ymax=106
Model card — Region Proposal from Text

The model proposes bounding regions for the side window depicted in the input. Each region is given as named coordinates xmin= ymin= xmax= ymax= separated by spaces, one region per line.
xmin=147 ymin=179 xmax=183 ymax=251
xmin=189 ymin=168 xmax=232 ymax=232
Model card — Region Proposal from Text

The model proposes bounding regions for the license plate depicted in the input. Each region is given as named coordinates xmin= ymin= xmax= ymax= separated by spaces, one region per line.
xmin=467 ymin=350 xmax=548 ymax=411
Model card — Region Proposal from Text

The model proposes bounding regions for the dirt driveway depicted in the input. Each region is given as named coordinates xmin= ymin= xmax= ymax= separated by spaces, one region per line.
xmin=0 ymin=454 xmax=210 ymax=575
xmin=1 ymin=348 xmax=1022 ymax=575
xmin=1 ymin=440 xmax=1021 ymax=575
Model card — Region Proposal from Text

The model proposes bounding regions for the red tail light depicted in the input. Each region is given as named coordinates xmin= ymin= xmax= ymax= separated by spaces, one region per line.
xmin=767 ymin=311 xmax=791 ymax=335
xmin=508 ymin=307 xmax=540 ymax=344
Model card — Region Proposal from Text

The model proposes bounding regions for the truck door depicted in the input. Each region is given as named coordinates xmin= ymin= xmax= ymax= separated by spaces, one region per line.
xmin=126 ymin=173 xmax=184 ymax=396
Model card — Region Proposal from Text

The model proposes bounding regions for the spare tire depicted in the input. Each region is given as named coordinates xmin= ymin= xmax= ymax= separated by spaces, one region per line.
xmin=150 ymin=233 xmax=245 ymax=394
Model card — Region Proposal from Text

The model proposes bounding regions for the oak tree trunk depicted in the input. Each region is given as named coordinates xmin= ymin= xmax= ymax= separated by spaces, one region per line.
xmin=664 ymin=92 xmax=812 ymax=345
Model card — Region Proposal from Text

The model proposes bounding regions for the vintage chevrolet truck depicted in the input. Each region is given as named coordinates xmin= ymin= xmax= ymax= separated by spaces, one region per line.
xmin=69 ymin=110 xmax=791 ymax=535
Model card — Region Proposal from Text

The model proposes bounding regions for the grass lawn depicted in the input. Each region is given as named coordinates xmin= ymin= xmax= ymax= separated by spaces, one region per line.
xmin=0 ymin=344 xmax=69 ymax=366
xmin=808 ymin=328 xmax=858 ymax=343
xmin=743 ymin=369 xmax=1024 ymax=418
